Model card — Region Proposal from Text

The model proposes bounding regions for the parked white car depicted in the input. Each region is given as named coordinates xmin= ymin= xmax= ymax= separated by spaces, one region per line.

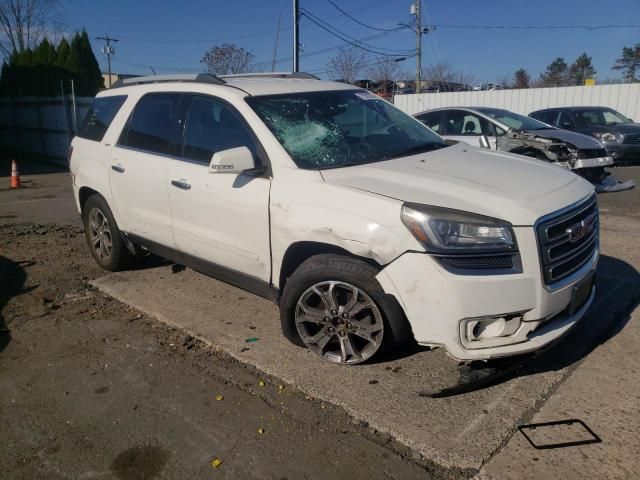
xmin=70 ymin=73 xmax=598 ymax=365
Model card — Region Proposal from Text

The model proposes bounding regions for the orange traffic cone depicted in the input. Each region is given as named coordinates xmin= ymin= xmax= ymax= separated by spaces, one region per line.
xmin=10 ymin=159 xmax=20 ymax=188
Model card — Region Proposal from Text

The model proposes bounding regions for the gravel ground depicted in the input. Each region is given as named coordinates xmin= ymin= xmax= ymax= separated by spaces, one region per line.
xmin=0 ymin=223 xmax=434 ymax=480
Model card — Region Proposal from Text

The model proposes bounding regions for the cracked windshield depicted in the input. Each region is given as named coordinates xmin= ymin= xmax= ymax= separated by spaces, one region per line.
xmin=247 ymin=90 xmax=446 ymax=169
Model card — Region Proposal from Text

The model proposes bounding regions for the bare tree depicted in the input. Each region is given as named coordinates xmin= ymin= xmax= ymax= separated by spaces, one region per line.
xmin=0 ymin=0 xmax=62 ymax=57
xmin=423 ymin=60 xmax=474 ymax=90
xmin=201 ymin=43 xmax=253 ymax=75
xmin=326 ymin=47 xmax=368 ymax=84
xmin=367 ymin=57 xmax=401 ymax=92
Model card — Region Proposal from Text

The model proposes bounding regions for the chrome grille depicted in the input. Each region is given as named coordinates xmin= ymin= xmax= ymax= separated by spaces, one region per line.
xmin=536 ymin=195 xmax=598 ymax=284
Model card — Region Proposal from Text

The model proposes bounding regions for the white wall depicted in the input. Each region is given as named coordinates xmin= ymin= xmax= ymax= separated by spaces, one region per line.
xmin=393 ymin=83 xmax=640 ymax=122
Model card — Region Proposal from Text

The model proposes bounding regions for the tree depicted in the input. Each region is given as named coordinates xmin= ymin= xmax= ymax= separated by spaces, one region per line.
xmin=55 ymin=36 xmax=69 ymax=66
xmin=326 ymin=47 xmax=368 ymax=84
xmin=423 ymin=60 xmax=474 ymax=90
xmin=569 ymin=53 xmax=596 ymax=85
xmin=0 ymin=0 xmax=62 ymax=57
xmin=612 ymin=43 xmax=640 ymax=82
xmin=367 ymin=57 xmax=401 ymax=92
xmin=538 ymin=57 xmax=568 ymax=87
xmin=201 ymin=43 xmax=253 ymax=75
xmin=512 ymin=68 xmax=531 ymax=89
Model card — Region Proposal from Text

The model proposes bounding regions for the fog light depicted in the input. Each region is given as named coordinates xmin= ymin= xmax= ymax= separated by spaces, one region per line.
xmin=465 ymin=313 xmax=524 ymax=342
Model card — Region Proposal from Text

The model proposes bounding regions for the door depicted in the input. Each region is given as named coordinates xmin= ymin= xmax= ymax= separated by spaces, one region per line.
xmin=167 ymin=94 xmax=271 ymax=283
xmin=110 ymin=92 xmax=189 ymax=248
xmin=441 ymin=110 xmax=496 ymax=148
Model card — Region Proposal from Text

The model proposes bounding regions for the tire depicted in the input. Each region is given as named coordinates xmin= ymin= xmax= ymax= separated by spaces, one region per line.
xmin=82 ymin=194 xmax=132 ymax=271
xmin=279 ymin=254 xmax=411 ymax=364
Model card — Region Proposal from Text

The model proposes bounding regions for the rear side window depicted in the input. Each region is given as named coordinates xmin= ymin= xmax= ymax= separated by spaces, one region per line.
xmin=119 ymin=93 xmax=189 ymax=156
xmin=416 ymin=111 xmax=442 ymax=133
xmin=183 ymin=95 xmax=257 ymax=164
xmin=77 ymin=95 xmax=127 ymax=142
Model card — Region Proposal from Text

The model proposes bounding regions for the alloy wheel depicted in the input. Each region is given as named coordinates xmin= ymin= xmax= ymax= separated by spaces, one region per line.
xmin=295 ymin=281 xmax=384 ymax=364
xmin=87 ymin=207 xmax=113 ymax=261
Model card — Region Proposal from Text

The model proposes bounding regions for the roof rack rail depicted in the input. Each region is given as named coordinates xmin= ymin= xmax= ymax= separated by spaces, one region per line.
xmin=220 ymin=72 xmax=320 ymax=80
xmin=110 ymin=73 xmax=226 ymax=89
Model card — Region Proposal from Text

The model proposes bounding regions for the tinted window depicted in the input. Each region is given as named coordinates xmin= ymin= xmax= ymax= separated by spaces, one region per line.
xmin=77 ymin=95 xmax=127 ymax=142
xmin=183 ymin=95 xmax=257 ymax=164
xmin=416 ymin=111 xmax=442 ymax=132
xmin=120 ymin=93 xmax=188 ymax=156
xmin=571 ymin=108 xmax=631 ymax=126
xmin=532 ymin=111 xmax=556 ymax=125
xmin=558 ymin=112 xmax=575 ymax=129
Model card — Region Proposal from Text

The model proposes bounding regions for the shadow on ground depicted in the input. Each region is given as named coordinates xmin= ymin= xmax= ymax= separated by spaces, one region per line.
xmin=0 ymin=153 xmax=67 ymax=177
xmin=0 ymin=255 xmax=32 ymax=353
xmin=442 ymin=254 xmax=640 ymax=396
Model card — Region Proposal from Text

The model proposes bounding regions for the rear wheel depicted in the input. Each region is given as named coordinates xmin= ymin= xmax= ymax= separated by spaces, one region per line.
xmin=83 ymin=194 xmax=132 ymax=271
xmin=280 ymin=254 xmax=411 ymax=364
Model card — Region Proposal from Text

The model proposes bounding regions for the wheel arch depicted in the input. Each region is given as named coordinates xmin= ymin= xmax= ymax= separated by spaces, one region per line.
xmin=277 ymin=241 xmax=383 ymax=293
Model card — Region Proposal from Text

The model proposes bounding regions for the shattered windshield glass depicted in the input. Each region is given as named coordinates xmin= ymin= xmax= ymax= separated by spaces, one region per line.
xmin=246 ymin=90 xmax=447 ymax=169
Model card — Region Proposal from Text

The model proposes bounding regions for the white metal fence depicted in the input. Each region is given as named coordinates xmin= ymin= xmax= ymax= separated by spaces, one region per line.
xmin=0 ymin=95 xmax=93 ymax=165
xmin=393 ymin=83 xmax=640 ymax=121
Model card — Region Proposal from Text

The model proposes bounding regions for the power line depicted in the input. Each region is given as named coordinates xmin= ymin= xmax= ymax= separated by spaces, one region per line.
xmin=91 ymin=0 xmax=395 ymax=46
xmin=302 ymin=8 xmax=412 ymax=53
xmin=301 ymin=8 xmax=413 ymax=57
xmin=432 ymin=24 xmax=640 ymax=30
xmin=326 ymin=0 xmax=398 ymax=32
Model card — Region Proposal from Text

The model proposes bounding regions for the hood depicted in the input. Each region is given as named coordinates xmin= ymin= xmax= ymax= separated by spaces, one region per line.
xmin=320 ymin=143 xmax=594 ymax=226
xmin=522 ymin=128 xmax=604 ymax=150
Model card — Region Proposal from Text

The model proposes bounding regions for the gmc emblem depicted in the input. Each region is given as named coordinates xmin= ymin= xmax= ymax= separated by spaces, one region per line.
xmin=566 ymin=213 xmax=596 ymax=243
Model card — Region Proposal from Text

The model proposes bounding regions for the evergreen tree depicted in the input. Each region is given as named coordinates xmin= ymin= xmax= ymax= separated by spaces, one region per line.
xmin=538 ymin=58 xmax=568 ymax=87
xmin=612 ymin=43 xmax=640 ymax=82
xmin=56 ymin=37 xmax=70 ymax=66
xmin=569 ymin=53 xmax=596 ymax=85
xmin=512 ymin=68 xmax=531 ymax=89
xmin=77 ymin=30 xmax=104 ymax=92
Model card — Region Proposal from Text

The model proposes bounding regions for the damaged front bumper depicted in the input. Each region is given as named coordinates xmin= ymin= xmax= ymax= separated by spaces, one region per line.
xmin=376 ymin=227 xmax=598 ymax=361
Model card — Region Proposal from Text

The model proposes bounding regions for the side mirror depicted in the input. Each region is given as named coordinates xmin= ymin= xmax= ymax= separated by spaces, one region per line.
xmin=479 ymin=135 xmax=491 ymax=149
xmin=561 ymin=122 xmax=574 ymax=129
xmin=208 ymin=146 xmax=256 ymax=175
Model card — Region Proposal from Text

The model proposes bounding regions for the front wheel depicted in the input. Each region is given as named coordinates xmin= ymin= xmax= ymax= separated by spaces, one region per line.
xmin=279 ymin=254 xmax=411 ymax=364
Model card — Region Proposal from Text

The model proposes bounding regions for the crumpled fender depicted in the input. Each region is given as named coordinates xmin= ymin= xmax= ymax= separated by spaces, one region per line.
xmin=269 ymin=172 xmax=423 ymax=288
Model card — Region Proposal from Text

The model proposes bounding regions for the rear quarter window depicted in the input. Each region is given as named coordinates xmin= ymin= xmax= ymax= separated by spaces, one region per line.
xmin=77 ymin=95 xmax=127 ymax=142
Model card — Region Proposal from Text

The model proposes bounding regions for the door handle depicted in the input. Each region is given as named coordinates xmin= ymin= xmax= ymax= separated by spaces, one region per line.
xmin=171 ymin=179 xmax=191 ymax=190
xmin=111 ymin=165 xmax=125 ymax=173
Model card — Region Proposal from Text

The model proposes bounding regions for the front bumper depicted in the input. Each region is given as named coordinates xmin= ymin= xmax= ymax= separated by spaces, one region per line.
xmin=604 ymin=143 xmax=640 ymax=165
xmin=376 ymin=226 xmax=598 ymax=361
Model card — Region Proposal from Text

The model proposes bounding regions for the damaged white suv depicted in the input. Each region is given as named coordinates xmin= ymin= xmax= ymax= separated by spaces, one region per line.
xmin=70 ymin=73 xmax=598 ymax=365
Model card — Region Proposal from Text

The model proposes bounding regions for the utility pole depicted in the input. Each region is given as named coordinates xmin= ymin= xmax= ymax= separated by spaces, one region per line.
xmin=96 ymin=34 xmax=119 ymax=87
xmin=272 ymin=10 xmax=282 ymax=72
xmin=412 ymin=1 xmax=422 ymax=93
xmin=293 ymin=0 xmax=300 ymax=72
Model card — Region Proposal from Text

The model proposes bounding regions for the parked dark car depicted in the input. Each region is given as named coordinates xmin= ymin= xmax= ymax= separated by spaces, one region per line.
xmin=529 ymin=107 xmax=640 ymax=165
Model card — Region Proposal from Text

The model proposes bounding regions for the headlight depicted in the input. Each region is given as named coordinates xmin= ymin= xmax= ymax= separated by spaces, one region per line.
xmin=401 ymin=203 xmax=517 ymax=254
xmin=592 ymin=131 xmax=622 ymax=143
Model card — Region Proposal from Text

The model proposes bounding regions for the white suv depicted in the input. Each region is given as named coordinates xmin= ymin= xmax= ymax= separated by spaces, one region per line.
xmin=70 ymin=73 xmax=598 ymax=365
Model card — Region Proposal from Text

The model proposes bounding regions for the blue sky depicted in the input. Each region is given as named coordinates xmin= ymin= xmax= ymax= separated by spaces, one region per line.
xmin=64 ymin=0 xmax=640 ymax=83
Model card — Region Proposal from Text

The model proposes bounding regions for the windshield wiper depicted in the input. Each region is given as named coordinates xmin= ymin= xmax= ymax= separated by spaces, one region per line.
xmin=388 ymin=142 xmax=446 ymax=159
